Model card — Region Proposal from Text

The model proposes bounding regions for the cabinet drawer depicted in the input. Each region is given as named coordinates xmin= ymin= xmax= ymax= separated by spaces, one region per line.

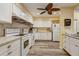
xmin=70 ymin=42 xmax=79 ymax=56
xmin=7 ymin=48 xmax=20 ymax=56
xmin=0 ymin=52 xmax=8 ymax=56
xmin=74 ymin=39 xmax=79 ymax=45
xmin=0 ymin=39 xmax=20 ymax=56
xmin=0 ymin=48 xmax=20 ymax=56
xmin=0 ymin=43 xmax=11 ymax=55
xmin=8 ymin=39 xmax=20 ymax=50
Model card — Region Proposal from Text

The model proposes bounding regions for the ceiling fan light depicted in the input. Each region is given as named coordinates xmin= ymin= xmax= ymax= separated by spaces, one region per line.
xmin=53 ymin=12 xmax=56 ymax=14
xmin=36 ymin=13 xmax=40 ymax=15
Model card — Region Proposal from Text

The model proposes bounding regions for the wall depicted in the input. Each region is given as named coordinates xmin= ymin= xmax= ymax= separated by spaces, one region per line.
xmin=74 ymin=6 xmax=79 ymax=32
xmin=0 ymin=21 xmax=31 ymax=36
xmin=51 ymin=17 xmax=60 ymax=23
xmin=60 ymin=7 xmax=74 ymax=49
xmin=34 ymin=17 xmax=51 ymax=21
xmin=37 ymin=28 xmax=51 ymax=32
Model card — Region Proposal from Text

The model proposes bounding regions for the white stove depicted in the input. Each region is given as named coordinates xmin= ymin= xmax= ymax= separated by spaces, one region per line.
xmin=21 ymin=35 xmax=30 ymax=56
xmin=20 ymin=28 xmax=30 ymax=56
xmin=20 ymin=28 xmax=34 ymax=56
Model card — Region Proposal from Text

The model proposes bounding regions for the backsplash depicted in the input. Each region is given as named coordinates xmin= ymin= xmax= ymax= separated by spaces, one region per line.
xmin=0 ymin=24 xmax=4 ymax=36
xmin=0 ymin=22 xmax=32 ymax=36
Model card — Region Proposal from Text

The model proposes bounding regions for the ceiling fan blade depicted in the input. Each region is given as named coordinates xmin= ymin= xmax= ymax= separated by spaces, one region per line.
xmin=40 ymin=11 xmax=46 ymax=14
xmin=51 ymin=8 xmax=60 ymax=11
xmin=45 ymin=3 xmax=53 ymax=11
xmin=48 ymin=10 xmax=52 ymax=15
xmin=37 ymin=8 xmax=46 ymax=10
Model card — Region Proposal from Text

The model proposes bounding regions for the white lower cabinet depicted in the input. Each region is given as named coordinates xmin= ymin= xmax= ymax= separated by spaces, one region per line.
xmin=0 ymin=52 xmax=8 ymax=56
xmin=64 ymin=36 xmax=70 ymax=53
xmin=0 ymin=39 xmax=20 ymax=56
xmin=64 ymin=35 xmax=79 ymax=56
xmin=34 ymin=32 xmax=52 ymax=40
xmin=70 ymin=39 xmax=79 ymax=56
xmin=8 ymin=47 xmax=20 ymax=56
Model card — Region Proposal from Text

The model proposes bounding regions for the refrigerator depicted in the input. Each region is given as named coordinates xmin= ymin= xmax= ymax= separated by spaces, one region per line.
xmin=52 ymin=24 xmax=60 ymax=41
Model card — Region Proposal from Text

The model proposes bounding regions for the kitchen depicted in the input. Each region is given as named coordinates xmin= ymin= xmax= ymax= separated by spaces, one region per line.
xmin=0 ymin=3 xmax=79 ymax=56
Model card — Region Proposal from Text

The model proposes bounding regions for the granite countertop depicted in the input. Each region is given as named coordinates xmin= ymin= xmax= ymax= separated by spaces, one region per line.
xmin=65 ymin=33 xmax=79 ymax=39
xmin=0 ymin=36 xmax=21 ymax=46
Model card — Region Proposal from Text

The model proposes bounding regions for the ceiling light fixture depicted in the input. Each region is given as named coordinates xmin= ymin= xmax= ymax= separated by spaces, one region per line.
xmin=37 ymin=13 xmax=40 ymax=15
xmin=53 ymin=12 xmax=56 ymax=14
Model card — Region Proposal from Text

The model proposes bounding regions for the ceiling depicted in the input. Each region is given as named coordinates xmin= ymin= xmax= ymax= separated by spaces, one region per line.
xmin=23 ymin=3 xmax=78 ymax=17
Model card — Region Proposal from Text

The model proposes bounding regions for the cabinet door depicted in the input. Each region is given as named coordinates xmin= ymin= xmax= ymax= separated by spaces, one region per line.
xmin=7 ymin=39 xmax=20 ymax=56
xmin=0 ymin=43 xmax=10 ymax=55
xmin=45 ymin=21 xmax=51 ymax=27
xmin=7 ymin=49 xmax=20 ymax=56
xmin=70 ymin=40 xmax=79 ymax=56
xmin=13 ymin=4 xmax=23 ymax=18
xmin=0 ymin=39 xmax=20 ymax=56
xmin=66 ymin=37 xmax=70 ymax=52
xmin=0 ymin=52 xmax=8 ymax=56
xmin=0 ymin=3 xmax=12 ymax=23
xmin=74 ymin=44 xmax=79 ymax=56
xmin=64 ymin=36 xmax=70 ymax=53
xmin=64 ymin=35 xmax=67 ymax=49
xmin=46 ymin=33 xmax=51 ymax=40
xmin=33 ymin=21 xmax=39 ymax=27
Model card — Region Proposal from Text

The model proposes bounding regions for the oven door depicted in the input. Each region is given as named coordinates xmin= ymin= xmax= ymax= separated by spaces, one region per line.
xmin=22 ymin=39 xmax=30 ymax=56
xmin=21 ymin=35 xmax=30 ymax=56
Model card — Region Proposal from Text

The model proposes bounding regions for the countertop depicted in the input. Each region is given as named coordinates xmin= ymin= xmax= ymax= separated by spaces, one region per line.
xmin=0 ymin=36 xmax=21 ymax=46
xmin=0 ymin=33 xmax=34 ymax=46
xmin=65 ymin=33 xmax=79 ymax=39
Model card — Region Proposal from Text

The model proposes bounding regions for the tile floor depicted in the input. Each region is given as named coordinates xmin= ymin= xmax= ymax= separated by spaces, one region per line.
xmin=27 ymin=40 xmax=69 ymax=56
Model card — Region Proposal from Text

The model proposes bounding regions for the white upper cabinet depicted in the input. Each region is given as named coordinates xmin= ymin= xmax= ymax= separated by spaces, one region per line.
xmin=0 ymin=3 xmax=12 ymax=23
xmin=33 ymin=20 xmax=51 ymax=27
xmin=13 ymin=4 xmax=33 ymax=24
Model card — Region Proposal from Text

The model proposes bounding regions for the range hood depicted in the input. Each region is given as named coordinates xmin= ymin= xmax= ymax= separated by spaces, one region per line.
xmin=12 ymin=16 xmax=33 ymax=25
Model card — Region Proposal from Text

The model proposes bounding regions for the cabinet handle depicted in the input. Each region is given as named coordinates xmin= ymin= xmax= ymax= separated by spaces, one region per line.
xmin=75 ymin=45 xmax=79 ymax=47
xmin=7 ymin=45 xmax=11 ymax=48
xmin=8 ymin=51 xmax=13 ymax=55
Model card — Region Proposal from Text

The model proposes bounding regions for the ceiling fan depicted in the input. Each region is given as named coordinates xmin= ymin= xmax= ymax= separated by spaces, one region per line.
xmin=37 ymin=3 xmax=60 ymax=15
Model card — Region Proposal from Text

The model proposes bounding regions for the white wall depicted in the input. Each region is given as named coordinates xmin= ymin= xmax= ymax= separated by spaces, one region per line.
xmin=60 ymin=7 xmax=74 ymax=49
xmin=74 ymin=10 xmax=79 ymax=32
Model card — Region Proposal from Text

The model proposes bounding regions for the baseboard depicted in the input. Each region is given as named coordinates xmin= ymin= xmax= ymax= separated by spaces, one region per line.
xmin=35 ymin=40 xmax=60 ymax=42
xmin=51 ymin=40 xmax=59 ymax=42
xmin=35 ymin=40 xmax=52 ymax=42
xmin=63 ymin=48 xmax=71 ymax=56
